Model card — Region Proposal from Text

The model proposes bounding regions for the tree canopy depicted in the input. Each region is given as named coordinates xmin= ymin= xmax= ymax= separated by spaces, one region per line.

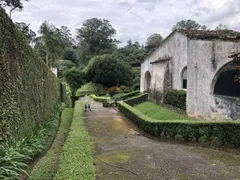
xmin=172 ymin=19 xmax=207 ymax=31
xmin=34 ymin=21 xmax=74 ymax=67
xmin=86 ymin=54 xmax=132 ymax=87
xmin=0 ymin=0 xmax=29 ymax=17
xmin=145 ymin=33 xmax=163 ymax=52
xmin=15 ymin=22 xmax=36 ymax=42
xmin=215 ymin=24 xmax=228 ymax=31
xmin=76 ymin=18 xmax=118 ymax=66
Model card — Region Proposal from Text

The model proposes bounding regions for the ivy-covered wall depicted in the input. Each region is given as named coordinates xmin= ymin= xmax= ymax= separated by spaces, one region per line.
xmin=0 ymin=7 xmax=60 ymax=142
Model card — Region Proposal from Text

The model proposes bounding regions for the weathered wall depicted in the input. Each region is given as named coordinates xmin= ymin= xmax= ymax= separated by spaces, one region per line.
xmin=0 ymin=7 xmax=60 ymax=142
xmin=140 ymin=32 xmax=188 ymax=102
xmin=187 ymin=39 xmax=240 ymax=120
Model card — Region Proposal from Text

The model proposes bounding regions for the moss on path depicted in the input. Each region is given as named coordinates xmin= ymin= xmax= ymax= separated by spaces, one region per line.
xmin=83 ymin=97 xmax=240 ymax=180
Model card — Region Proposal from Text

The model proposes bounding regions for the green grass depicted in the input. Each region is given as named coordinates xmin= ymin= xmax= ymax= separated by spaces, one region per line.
xmin=134 ymin=102 xmax=193 ymax=121
xmin=54 ymin=102 xmax=95 ymax=180
xmin=30 ymin=108 xmax=74 ymax=180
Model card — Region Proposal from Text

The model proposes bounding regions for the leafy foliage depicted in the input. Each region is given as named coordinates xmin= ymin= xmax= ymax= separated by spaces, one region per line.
xmin=15 ymin=22 xmax=36 ymax=42
xmin=114 ymin=40 xmax=146 ymax=66
xmin=0 ymin=8 xmax=61 ymax=142
xmin=54 ymin=102 xmax=95 ymax=180
xmin=0 ymin=0 xmax=29 ymax=17
xmin=76 ymin=18 xmax=118 ymax=66
xmin=164 ymin=90 xmax=187 ymax=110
xmin=0 ymin=106 xmax=61 ymax=179
xmin=145 ymin=33 xmax=163 ymax=52
xmin=172 ymin=19 xmax=207 ymax=31
xmin=57 ymin=60 xmax=76 ymax=78
xmin=30 ymin=108 xmax=73 ymax=180
xmin=215 ymin=24 xmax=228 ymax=31
xmin=64 ymin=67 xmax=86 ymax=94
xmin=86 ymin=54 xmax=132 ymax=87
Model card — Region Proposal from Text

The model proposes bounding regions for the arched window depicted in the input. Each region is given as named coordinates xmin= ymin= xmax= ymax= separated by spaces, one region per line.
xmin=214 ymin=61 xmax=240 ymax=97
xmin=181 ymin=67 xmax=187 ymax=89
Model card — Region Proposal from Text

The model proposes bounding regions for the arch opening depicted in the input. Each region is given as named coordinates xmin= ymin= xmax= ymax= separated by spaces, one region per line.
xmin=144 ymin=71 xmax=151 ymax=92
xmin=213 ymin=61 xmax=240 ymax=97
xmin=181 ymin=66 xmax=187 ymax=89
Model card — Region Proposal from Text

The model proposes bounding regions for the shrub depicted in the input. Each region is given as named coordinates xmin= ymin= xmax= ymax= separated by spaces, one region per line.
xmin=164 ymin=90 xmax=186 ymax=110
xmin=89 ymin=94 xmax=107 ymax=102
xmin=54 ymin=102 xmax=95 ymax=180
xmin=0 ymin=105 xmax=62 ymax=180
xmin=124 ymin=93 xmax=148 ymax=106
xmin=117 ymin=102 xmax=240 ymax=147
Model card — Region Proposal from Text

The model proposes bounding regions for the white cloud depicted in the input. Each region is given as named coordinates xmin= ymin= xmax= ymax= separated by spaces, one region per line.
xmin=8 ymin=0 xmax=240 ymax=46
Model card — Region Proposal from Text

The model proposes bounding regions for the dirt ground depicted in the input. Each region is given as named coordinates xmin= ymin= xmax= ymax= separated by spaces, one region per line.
xmin=82 ymin=97 xmax=240 ymax=180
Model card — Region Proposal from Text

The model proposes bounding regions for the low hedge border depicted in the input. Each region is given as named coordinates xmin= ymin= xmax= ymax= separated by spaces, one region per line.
xmin=117 ymin=102 xmax=240 ymax=147
xmin=89 ymin=94 xmax=107 ymax=102
xmin=124 ymin=93 xmax=148 ymax=106
xmin=30 ymin=108 xmax=74 ymax=180
xmin=54 ymin=102 xmax=95 ymax=180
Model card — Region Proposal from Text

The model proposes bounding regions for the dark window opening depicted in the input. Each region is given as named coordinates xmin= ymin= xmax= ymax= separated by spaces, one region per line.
xmin=182 ymin=67 xmax=187 ymax=89
xmin=214 ymin=69 xmax=240 ymax=97
xmin=183 ymin=79 xmax=187 ymax=89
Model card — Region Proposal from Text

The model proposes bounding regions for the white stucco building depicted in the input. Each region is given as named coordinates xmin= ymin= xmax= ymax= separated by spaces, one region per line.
xmin=141 ymin=29 xmax=240 ymax=120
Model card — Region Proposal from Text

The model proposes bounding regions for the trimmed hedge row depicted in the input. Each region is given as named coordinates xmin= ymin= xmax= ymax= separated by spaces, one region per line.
xmin=89 ymin=94 xmax=107 ymax=102
xmin=164 ymin=90 xmax=186 ymax=110
xmin=124 ymin=93 xmax=148 ymax=106
xmin=54 ymin=102 xmax=95 ymax=180
xmin=117 ymin=102 xmax=240 ymax=146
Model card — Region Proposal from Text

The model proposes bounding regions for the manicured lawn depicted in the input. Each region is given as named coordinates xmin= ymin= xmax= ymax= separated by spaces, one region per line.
xmin=54 ymin=102 xmax=95 ymax=180
xmin=30 ymin=108 xmax=74 ymax=180
xmin=134 ymin=102 xmax=193 ymax=120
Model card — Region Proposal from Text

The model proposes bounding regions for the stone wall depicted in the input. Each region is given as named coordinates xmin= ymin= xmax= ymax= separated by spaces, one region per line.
xmin=0 ymin=7 xmax=61 ymax=142
xmin=187 ymin=39 xmax=240 ymax=119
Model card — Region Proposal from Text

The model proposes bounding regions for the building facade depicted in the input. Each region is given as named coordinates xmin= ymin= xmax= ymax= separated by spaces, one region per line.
xmin=140 ymin=30 xmax=240 ymax=120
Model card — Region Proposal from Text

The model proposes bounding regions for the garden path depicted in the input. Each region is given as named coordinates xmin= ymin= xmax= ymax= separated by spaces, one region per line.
xmin=82 ymin=97 xmax=240 ymax=180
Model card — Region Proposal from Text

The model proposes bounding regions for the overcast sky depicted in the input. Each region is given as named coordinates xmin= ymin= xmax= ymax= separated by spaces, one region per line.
xmin=10 ymin=0 xmax=240 ymax=46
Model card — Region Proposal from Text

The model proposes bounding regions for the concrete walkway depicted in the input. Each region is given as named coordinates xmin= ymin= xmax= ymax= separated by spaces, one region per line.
xmin=82 ymin=97 xmax=240 ymax=180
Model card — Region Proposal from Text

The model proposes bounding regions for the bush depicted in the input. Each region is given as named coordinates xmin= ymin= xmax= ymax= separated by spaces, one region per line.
xmin=164 ymin=90 xmax=186 ymax=110
xmin=117 ymin=102 xmax=240 ymax=147
xmin=0 ymin=105 xmax=62 ymax=179
xmin=54 ymin=102 xmax=95 ymax=180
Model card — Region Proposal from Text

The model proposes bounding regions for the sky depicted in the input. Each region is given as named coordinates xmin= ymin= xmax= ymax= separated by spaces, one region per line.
xmin=9 ymin=0 xmax=240 ymax=46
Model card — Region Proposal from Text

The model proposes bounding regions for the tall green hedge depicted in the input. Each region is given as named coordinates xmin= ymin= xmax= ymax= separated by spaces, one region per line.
xmin=0 ymin=7 xmax=60 ymax=143
xmin=164 ymin=90 xmax=186 ymax=110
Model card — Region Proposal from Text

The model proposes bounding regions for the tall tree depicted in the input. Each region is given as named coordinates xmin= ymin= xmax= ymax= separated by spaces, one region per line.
xmin=145 ymin=33 xmax=163 ymax=52
xmin=172 ymin=19 xmax=206 ymax=31
xmin=64 ymin=67 xmax=86 ymax=107
xmin=0 ymin=0 xmax=29 ymax=17
xmin=15 ymin=22 xmax=36 ymax=42
xmin=34 ymin=21 xmax=65 ymax=67
xmin=76 ymin=18 xmax=118 ymax=66
xmin=86 ymin=54 xmax=132 ymax=87
xmin=215 ymin=24 xmax=228 ymax=31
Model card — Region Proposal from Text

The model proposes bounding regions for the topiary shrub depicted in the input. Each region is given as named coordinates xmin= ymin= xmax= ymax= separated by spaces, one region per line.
xmin=164 ymin=90 xmax=186 ymax=110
